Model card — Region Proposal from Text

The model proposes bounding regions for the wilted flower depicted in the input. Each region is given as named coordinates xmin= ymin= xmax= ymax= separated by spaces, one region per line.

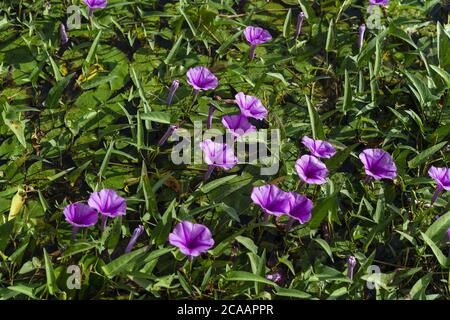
xmin=251 ymin=184 xmax=291 ymax=217
xmin=359 ymin=148 xmax=397 ymax=180
xmin=88 ymin=189 xmax=127 ymax=231
xmin=358 ymin=24 xmax=366 ymax=50
xmin=186 ymin=66 xmax=218 ymax=92
xmin=235 ymin=92 xmax=268 ymax=120
xmin=370 ymin=0 xmax=389 ymax=6
xmin=199 ymin=139 xmax=237 ymax=180
xmin=295 ymin=155 xmax=328 ymax=185
xmin=167 ymin=80 xmax=179 ymax=106
xmin=168 ymin=221 xmax=214 ymax=260
xmin=301 ymin=136 xmax=336 ymax=159
xmin=64 ymin=203 xmax=98 ymax=239
xmin=295 ymin=12 xmax=305 ymax=39
xmin=83 ymin=0 xmax=108 ymax=16
xmin=347 ymin=256 xmax=357 ymax=280
xmin=158 ymin=124 xmax=179 ymax=147
xmin=60 ymin=23 xmax=68 ymax=45
xmin=244 ymin=26 xmax=272 ymax=59
xmin=125 ymin=225 xmax=144 ymax=254
xmin=428 ymin=166 xmax=450 ymax=204
xmin=222 ymin=114 xmax=256 ymax=139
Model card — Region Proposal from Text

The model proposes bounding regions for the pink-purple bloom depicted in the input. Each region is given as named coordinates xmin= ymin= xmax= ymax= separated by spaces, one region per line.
xmin=347 ymin=256 xmax=357 ymax=280
xmin=83 ymin=0 xmax=108 ymax=16
xmin=428 ymin=166 xmax=450 ymax=204
xmin=168 ymin=221 xmax=214 ymax=259
xmin=158 ymin=124 xmax=179 ymax=146
xmin=167 ymin=80 xmax=179 ymax=105
xmin=235 ymin=92 xmax=268 ymax=120
xmin=251 ymin=185 xmax=291 ymax=217
xmin=301 ymin=136 xmax=336 ymax=159
xmin=358 ymin=24 xmax=366 ymax=50
xmin=88 ymin=189 xmax=126 ymax=231
xmin=222 ymin=114 xmax=257 ymax=138
xmin=370 ymin=0 xmax=389 ymax=6
xmin=186 ymin=66 xmax=218 ymax=92
xmin=359 ymin=149 xmax=397 ymax=180
xmin=199 ymin=139 xmax=237 ymax=180
xmin=60 ymin=23 xmax=68 ymax=45
xmin=266 ymin=272 xmax=283 ymax=284
xmin=295 ymin=155 xmax=328 ymax=185
xmin=244 ymin=26 xmax=272 ymax=59
xmin=64 ymin=203 xmax=98 ymax=228
xmin=295 ymin=12 xmax=305 ymax=39
xmin=287 ymin=193 xmax=313 ymax=224
xmin=125 ymin=225 xmax=144 ymax=254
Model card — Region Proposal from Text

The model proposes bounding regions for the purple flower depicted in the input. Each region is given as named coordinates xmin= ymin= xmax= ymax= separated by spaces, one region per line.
xmin=167 ymin=80 xmax=179 ymax=106
xmin=266 ymin=272 xmax=283 ymax=284
xmin=60 ymin=23 xmax=68 ymax=45
xmin=251 ymin=184 xmax=292 ymax=217
xmin=64 ymin=203 xmax=98 ymax=228
xmin=287 ymin=193 xmax=313 ymax=224
xmin=347 ymin=256 xmax=357 ymax=280
xmin=370 ymin=0 xmax=389 ymax=6
xmin=158 ymin=124 xmax=179 ymax=146
xmin=207 ymin=105 xmax=215 ymax=129
xmin=199 ymin=139 xmax=237 ymax=180
xmin=88 ymin=189 xmax=127 ymax=218
xmin=301 ymin=136 xmax=336 ymax=159
xmin=168 ymin=221 xmax=214 ymax=259
xmin=448 ymin=228 xmax=450 ymax=240
xmin=244 ymin=26 xmax=272 ymax=59
xmin=428 ymin=166 xmax=450 ymax=204
xmin=358 ymin=24 xmax=366 ymax=50
xmin=222 ymin=114 xmax=257 ymax=138
xmin=295 ymin=155 xmax=328 ymax=185
xmin=235 ymin=92 xmax=268 ymax=120
xmin=83 ymin=0 xmax=108 ymax=16
xmin=186 ymin=66 xmax=218 ymax=92
xmin=359 ymin=149 xmax=397 ymax=180
xmin=295 ymin=12 xmax=305 ymax=38
xmin=125 ymin=225 xmax=144 ymax=254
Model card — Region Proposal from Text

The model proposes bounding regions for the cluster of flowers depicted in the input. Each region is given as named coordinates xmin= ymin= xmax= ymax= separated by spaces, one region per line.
xmin=65 ymin=0 xmax=450 ymax=263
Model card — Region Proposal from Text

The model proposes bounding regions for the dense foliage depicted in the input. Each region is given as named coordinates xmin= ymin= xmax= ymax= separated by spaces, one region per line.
xmin=0 ymin=0 xmax=449 ymax=300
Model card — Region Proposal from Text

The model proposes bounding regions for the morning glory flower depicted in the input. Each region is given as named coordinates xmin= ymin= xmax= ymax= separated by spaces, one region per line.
xmin=266 ymin=272 xmax=283 ymax=284
xmin=64 ymin=203 xmax=98 ymax=239
xmin=83 ymin=0 xmax=108 ymax=16
xmin=207 ymin=105 xmax=215 ymax=129
xmin=251 ymin=184 xmax=292 ymax=217
xmin=88 ymin=189 xmax=127 ymax=231
xmin=60 ymin=23 xmax=68 ymax=45
xmin=370 ymin=0 xmax=389 ymax=6
xmin=287 ymin=193 xmax=313 ymax=224
xmin=186 ymin=66 xmax=218 ymax=92
xmin=235 ymin=92 xmax=268 ymax=120
xmin=295 ymin=12 xmax=305 ymax=39
xmin=125 ymin=225 xmax=144 ymax=254
xmin=301 ymin=136 xmax=336 ymax=159
xmin=428 ymin=166 xmax=450 ymax=204
xmin=295 ymin=155 xmax=329 ymax=185
xmin=222 ymin=114 xmax=257 ymax=139
xmin=359 ymin=149 xmax=397 ymax=180
xmin=244 ymin=26 xmax=272 ymax=59
xmin=167 ymin=80 xmax=179 ymax=106
xmin=158 ymin=124 xmax=179 ymax=147
xmin=358 ymin=24 xmax=366 ymax=50
xmin=199 ymin=139 xmax=237 ymax=180
xmin=168 ymin=221 xmax=214 ymax=260
xmin=347 ymin=256 xmax=357 ymax=281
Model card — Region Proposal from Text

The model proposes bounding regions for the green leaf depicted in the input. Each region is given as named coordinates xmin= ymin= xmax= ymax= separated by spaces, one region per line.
xmin=201 ymin=175 xmax=237 ymax=193
xmin=407 ymin=141 xmax=447 ymax=168
xmin=421 ymin=232 xmax=450 ymax=268
xmin=84 ymin=31 xmax=103 ymax=67
xmin=314 ymin=238 xmax=334 ymax=262
xmin=342 ymin=69 xmax=352 ymax=114
xmin=102 ymin=246 xmax=149 ymax=278
xmin=409 ymin=273 xmax=433 ymax=300
xmin=45 ymin=73 xmax=75 ymax=109
xmin=152 ymin=199 xmax=175 ymax=246
xmin=140 ymin=112 xmax=172 ymax=124
xmin=164 ymin=34 xmax=184 ymax=65
xmin=226 ymin=271 xmax=276 ymax=286
xmin=235 ymin=236 xmax=258 ymax=254
xmin=305 ymin=94 xmax=325 ymax=140
xmin=43 ymin=249 xmax=58 ymax=296
xmin=98 ymin=140 xmax=115 ymax=178
xmin=425 ymin=211 xmax=450 ymax=243
xmin=275 ymin=287 xmax=311 ymax=299
xmin=283 ymin=9 xmax=292 ymax=39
